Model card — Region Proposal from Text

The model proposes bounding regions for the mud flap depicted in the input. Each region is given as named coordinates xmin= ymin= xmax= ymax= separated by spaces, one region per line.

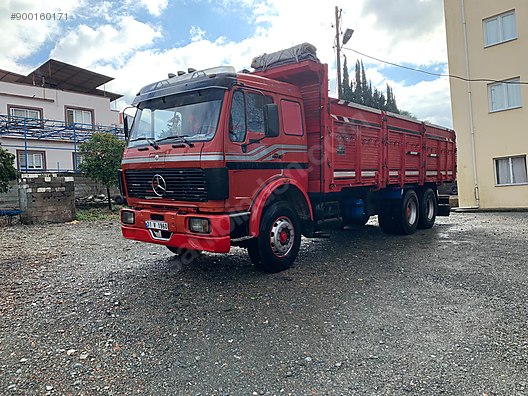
xmin=437 ymin=195 xmax=451 ymax=217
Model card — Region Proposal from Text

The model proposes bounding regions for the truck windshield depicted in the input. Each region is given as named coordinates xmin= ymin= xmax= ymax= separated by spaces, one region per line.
xmin=128 ymin=88 xmax=224 ymax=148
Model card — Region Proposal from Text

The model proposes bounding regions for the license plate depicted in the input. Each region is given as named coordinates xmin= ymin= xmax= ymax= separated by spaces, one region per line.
xmin=145 ymin=220 xmax=169 ymax=231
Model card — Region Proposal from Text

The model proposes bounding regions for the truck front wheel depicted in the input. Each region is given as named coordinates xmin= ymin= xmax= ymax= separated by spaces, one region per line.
xmin=247 ymin=202 xmax=301 ymax=273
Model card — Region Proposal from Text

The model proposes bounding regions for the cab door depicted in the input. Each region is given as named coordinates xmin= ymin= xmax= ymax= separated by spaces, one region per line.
xmin=225 ymin=89 xmax=282 ymax=210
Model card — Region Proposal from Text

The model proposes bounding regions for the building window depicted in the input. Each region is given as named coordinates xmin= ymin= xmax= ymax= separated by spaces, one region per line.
xmin=484 ymin=10 xmax=517 ymax=47
xmin=488 ymin=78 xmax=521 ymax=112
xmin=9 ymin=106 xmax=42 ymax=120
xmin=66 ymin=107 xmax=93 ymax=128
xmin=8 ymin=106 xmax=43 ymax=127
xmin=495 ymin=156 xmax=528 ymax=186
xmin=16 ymin=150 xmax=46 ymax=171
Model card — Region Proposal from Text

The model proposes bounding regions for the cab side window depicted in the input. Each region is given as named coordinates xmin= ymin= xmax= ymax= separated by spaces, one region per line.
xmin=230 ymin=91 xmax=246 ymax=142
xmin=281 ymin=100 xmax=303 ymax=136
xmin=246 ymin=92 xmax=273 ymax=133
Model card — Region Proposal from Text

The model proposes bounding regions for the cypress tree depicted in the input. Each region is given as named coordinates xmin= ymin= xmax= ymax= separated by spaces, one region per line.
xmin=342 ymin=59 xmax=408 ymax=116
xmin=342 ymin=56 xmax=352 ymax=100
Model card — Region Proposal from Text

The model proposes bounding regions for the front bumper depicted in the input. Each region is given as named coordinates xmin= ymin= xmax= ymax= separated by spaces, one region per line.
xmin=121 ymin=208 xmax=231 ymax=253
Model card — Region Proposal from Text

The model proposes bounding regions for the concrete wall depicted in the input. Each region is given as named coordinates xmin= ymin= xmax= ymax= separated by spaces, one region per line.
xmin=444 ymin=0 xmax=528 ymax=208
xmin=18 ymin=174 xmax=75 ymax=224
xmin=0 ymin=175 xmax=120 ymax=205
xmin=0 ymin=180 xmax=19 ymax=208
xmin=74 ymin=176 xmax=120 ymax=198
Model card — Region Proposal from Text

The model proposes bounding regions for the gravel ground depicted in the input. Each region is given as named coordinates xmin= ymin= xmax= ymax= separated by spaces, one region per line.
xmin=1 ymin=212 xmax=527 ymax=396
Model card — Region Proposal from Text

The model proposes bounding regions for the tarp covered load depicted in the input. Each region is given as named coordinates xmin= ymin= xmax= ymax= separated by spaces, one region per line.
xmin=251 ymin=43 xmax=319 ymax=71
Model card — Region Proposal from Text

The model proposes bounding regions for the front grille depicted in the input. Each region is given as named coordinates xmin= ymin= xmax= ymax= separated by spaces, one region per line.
xmin=124 ymin=168 xmax=207 ymax=202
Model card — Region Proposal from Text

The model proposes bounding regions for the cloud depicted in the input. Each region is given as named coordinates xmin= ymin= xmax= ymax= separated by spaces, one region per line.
xmin=1 ymin=0 xmax=452 ymax=126
xmin=391 ymin=75 xmax=452 ymax=126
xmin=345 ymin=0 xmax=447 ymax=66
xmin=97 ymin=35 xmax=269 ymax=109
xmin=138 ymin=0 xmax=168 ymax=16
xmin=360 ymin=0 xmax=444 ymax=40
xmin=49 ymin=17 xmax=161 ymax=68
xmin=0 ymin=0 xmax=83 ymax=73
xmin=190 ymin=26 xmax=206 ymax=42
xmin=361 ymin=63 xmax=452 ymax=127
xmin=98 ymin=0 xmax=451 ymax=128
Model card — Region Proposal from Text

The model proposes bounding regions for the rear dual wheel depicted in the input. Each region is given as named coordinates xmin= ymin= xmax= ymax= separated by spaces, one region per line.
xmin=418 ymin=188 xmax=437 ymax=229
xmin=378 ymin=188 xmax=438 ymax=235
xmin=378 ymin=189 xmax=419 ymax=235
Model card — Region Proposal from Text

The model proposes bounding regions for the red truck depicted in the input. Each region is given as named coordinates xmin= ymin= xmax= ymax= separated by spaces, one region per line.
xmin=119 ymin=43 xmax=456 ymax=272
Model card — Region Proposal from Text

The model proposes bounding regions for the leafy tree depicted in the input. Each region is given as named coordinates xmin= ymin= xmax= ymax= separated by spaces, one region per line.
xmin=399 ymin=110 xmax=416 ymax=119
xmin=0 ymin=146 xmax=17 ymax=193
xmin=78 ymin=133 xmax=125 ymax=211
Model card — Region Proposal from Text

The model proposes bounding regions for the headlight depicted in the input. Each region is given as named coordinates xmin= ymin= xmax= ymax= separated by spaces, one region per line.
xmin=189 ymin=218 xmax=210 ymax=234
xmin=121 ymin=210 xmax=135 ymax=225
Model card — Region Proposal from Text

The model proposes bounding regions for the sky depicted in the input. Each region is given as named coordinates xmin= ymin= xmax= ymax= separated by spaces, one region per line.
xmin=0 ymin=0 xmax=453 ymax=127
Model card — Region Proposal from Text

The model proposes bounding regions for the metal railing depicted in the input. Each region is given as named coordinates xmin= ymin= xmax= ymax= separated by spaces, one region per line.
xmin=0 ymin=114 xmax=124 ymax=173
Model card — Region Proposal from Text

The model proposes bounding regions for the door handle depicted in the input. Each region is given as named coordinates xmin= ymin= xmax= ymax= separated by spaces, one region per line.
xmin=272 ymin=153 xmax=283 ymax=159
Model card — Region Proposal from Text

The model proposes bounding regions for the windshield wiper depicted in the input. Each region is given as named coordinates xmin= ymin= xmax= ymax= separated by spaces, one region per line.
xmin=129 ymin=137 xmax=159 ymax=150
xmin=156 ymin=135 xmax=194 ymax=147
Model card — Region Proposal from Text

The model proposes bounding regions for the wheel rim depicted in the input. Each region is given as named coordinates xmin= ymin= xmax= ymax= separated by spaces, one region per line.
xmin=269 ymin=216 xmax=295 ymax=258
xmin=406 ymin=199 xmax=418 ymax=225
xmin=426 ymin=196 xmax=435 ymax=221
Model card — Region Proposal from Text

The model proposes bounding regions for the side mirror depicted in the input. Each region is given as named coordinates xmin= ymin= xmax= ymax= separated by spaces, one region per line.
xmin=122 ymin=105 xmax=136 ymax=140
xmin=123 ymin=116 xmax=129 ymax=139
xmin=264 ymin=103 xmax=280 ymax=138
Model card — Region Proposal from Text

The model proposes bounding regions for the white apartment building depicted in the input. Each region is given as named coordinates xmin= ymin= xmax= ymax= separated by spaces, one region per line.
xmin=0 ymin=59 xmax=123 ymax=173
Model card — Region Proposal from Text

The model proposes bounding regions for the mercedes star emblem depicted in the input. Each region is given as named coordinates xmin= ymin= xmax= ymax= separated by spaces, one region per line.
xmin=151 ymin=174 xmax=167 ymax=196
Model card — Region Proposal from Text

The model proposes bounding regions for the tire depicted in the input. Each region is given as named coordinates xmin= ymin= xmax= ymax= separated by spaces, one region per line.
xmin=399 ymin=189 xmax=419 ymax=235
xmin=378 ymin=189 xmax=419 ymax=235
xmin=418 ymin=188 xmax=437 ymax=229
xmin=247 ymin=201 xmax=301 ymax=273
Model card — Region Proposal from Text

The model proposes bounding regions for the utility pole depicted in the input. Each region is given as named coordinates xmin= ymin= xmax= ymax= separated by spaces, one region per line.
xmin=335 ymin=6 xmax=342 ymax=99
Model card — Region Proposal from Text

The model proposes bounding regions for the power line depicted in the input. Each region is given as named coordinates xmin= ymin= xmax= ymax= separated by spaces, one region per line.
xmin=342 ymin=47 xmax=528 ymax=85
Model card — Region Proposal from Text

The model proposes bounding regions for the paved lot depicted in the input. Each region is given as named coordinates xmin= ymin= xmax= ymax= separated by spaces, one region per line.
xmin=1 ymin=212 xmax=527 ymax=395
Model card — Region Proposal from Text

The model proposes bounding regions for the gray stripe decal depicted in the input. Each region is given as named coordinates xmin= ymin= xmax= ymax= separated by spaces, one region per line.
xmin=165 ymin=155 xmax=224 ymax=162
xmin=261 ymin=148 xmax=308 ymax=161
xmin=122 ymin=154 xmax=224 ymax=164
xmin=122 ymin=145 xmax=307 ymax=164
xmin=226 ymin=144 xmax=307 ymax=161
